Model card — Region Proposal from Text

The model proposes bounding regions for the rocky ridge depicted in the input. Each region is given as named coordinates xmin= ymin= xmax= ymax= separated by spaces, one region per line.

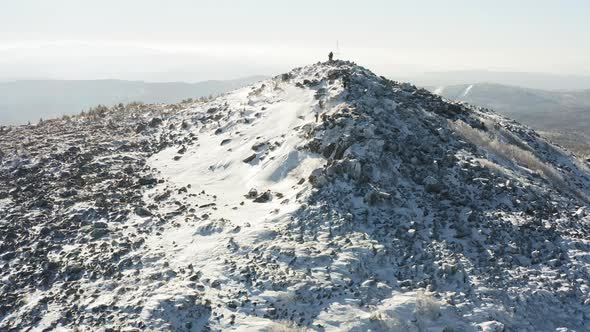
xmin=1 ymin=61 xmax=590 ymax=331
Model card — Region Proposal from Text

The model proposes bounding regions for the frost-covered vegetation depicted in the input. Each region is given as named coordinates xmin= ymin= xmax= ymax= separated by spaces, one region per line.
xmin=450 ymin=119 xmax=565 ymax=190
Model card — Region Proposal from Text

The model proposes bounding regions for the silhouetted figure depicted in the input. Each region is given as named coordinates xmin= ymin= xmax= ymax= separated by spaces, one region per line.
xmin=328 ymin=51 xmax=334 ymax=62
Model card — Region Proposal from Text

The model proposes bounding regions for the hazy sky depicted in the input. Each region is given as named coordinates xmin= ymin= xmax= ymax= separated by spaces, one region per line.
xmin=1 ymin=0 xmax=589 ymax=81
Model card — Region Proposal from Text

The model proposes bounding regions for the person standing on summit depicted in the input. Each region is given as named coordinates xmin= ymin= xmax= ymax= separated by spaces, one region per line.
xmin=328 ymin=51 xmax=334 ymax=62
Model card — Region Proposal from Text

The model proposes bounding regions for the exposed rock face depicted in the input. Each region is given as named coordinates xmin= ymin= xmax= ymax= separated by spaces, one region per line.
xmin=1 ymin=60 xmax=590 ymax=331
xmin=253 ymin=190 xmax=272 ymax=203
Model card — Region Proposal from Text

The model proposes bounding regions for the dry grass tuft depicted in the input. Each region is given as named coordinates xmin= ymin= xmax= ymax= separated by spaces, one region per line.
xmin=415 ymin=291 xmax=440 ymax=321
xmin=267 ymin=320 xmax=307 ymax=332
xmin=369 ymin=311 xmax=414 ymax=331
xmin=450 ymin=119 xmax=566 ymax=190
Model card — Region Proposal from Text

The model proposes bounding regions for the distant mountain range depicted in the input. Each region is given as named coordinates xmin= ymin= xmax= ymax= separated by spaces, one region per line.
xmin=3 ymin=74 xmax=589 ymax=155
xmin=0 ymin=76 xmax=267 ymax=125
xmin=429 ymin=83 xmax=590 ymax=155
xmin=406 ymin=70 xmax=590 ymax=91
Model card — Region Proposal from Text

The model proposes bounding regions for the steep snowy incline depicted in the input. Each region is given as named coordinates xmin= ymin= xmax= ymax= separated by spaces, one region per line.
xmin=1 ymin=60 xmax=590 ymax=331
xmin=149 ymin=84 xmax=325 ymax=222
xmin=131 ymin=83 xmax=333 ymax=331
xmin=136 ymin=61 xmax=590 ymax=331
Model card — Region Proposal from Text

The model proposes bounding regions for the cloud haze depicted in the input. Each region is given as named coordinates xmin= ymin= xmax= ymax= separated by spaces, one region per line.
xmin=1 ymin=0 xmax=589 ymax=81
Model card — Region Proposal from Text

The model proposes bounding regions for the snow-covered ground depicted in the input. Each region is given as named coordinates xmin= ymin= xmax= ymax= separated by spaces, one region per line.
xmin=1 ymin=60 xmax=590 ymax=331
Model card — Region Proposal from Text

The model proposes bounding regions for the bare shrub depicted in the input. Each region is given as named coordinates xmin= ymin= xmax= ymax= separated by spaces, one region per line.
xmin=274 ymin=290 xmax=296 ymax=305
xmin=476 ymin=158 xmax=508 ymax=176
xmin=268 ymin=320 xmax=307 ymax=332
xmin=198 ymin=95 xmax=215 ymax=102
xmin=273 ymin=79 xmax=283 ymax=91
xmin=369 ymin=311 xmax=414 ymax=331
xmin=127 ymin=101 xmax=145 ymax=108
xmin=415 ymin=291 xmax=440 ymax=321
xmin=450 ymin=119 xmax=566 ymax=190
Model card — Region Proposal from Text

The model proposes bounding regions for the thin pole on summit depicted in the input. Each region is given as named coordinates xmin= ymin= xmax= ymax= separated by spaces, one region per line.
xmin=328 ymin=41 xmax=340 ymax=63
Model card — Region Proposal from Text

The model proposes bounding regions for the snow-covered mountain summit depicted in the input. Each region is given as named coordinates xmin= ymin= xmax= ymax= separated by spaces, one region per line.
xmin=1 ymin=60 xmax=590 ymax=331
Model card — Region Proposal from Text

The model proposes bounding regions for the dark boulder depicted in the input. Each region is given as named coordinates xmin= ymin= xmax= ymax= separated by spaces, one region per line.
xmin=135 ymin=206 xmax=152 ymax=217
xmin=247 ymin=188 xmax=258 ymax=198
xmin=135 ymin=123 xmax=147 ymax=134
xmin=243 ymin=154 xmax=257 ymax=163
xmin=148 ymin=118 xmax=163 ymax=128
xmin=139 ymin=177 xmax=158 ymax=186
xmin=253 ymin=190 xmax=272 ymax=203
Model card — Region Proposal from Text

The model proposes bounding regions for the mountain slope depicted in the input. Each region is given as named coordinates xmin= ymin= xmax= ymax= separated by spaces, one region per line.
xmin=406 ymin=71 xmax=590 ymax=91
xmin=1 ymin=61 xmax=590 ymax=331
xmin=430 ymin=83 xmax=590 ymax=155
xmin=431 ymin=83 xmax=590 ymax=131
